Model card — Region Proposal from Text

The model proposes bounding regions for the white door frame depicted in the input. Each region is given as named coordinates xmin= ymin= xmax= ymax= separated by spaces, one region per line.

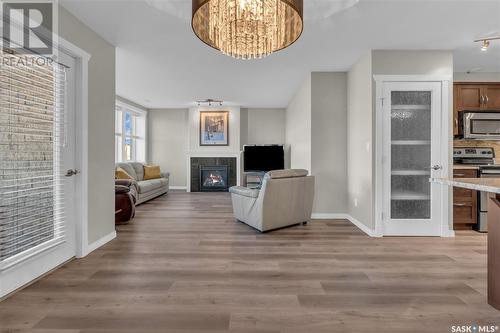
xmin=0 ymin=38 xmax=90 ymax=298
xmin=373 ymin=75 xmax=453 ymax=237
xmin=55 ymin=37 xmax=91 ymax=257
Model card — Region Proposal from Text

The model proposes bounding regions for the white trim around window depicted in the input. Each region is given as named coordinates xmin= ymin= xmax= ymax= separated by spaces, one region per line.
xmin=115 ymin=100 xmax=147 ymax=163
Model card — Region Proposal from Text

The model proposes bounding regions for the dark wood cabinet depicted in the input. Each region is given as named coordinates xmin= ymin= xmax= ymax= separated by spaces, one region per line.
xmin=453 ymin=168 xmax=478 ymax=230
xmin=456 ymin=85 xmax=483 ymax=110
xmin=454 ymin=83 xmax=500 ymax=136
xmin=484 ymin=86 xmax=500 ymax=109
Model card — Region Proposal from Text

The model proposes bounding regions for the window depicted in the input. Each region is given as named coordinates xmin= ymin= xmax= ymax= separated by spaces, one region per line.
xmin=115 ymin=101 xmax=146 ymax=162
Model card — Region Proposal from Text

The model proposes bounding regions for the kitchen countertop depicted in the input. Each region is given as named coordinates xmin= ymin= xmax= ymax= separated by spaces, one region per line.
xmin=453 ymin=165 xmax=480 ymax=170
xmin=431 ymin=177 xmax=500 ymax=194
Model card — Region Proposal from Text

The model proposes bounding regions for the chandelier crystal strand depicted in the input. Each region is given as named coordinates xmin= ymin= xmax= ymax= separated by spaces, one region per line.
xmin=193 ymin=0 xmax=303 ymax=59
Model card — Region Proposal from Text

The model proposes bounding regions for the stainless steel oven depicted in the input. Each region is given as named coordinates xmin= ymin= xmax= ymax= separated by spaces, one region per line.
xmin=463 ymin=112 xmax=500 ymax=140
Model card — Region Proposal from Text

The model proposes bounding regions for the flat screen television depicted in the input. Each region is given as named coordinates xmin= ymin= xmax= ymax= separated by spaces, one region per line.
xmin=243 ymin=145 xmax=284 ymax=172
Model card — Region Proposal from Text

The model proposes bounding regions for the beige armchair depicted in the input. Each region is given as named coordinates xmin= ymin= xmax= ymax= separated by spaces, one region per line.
xmin=229 ymin=169 xmax=315 ymax=232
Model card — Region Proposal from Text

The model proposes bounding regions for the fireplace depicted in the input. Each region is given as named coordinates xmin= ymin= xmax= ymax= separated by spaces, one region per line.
xmin=199 ymin=165 xmax=228 ymax=192
xmin=190 ymin=157 xmax=237 ymax=192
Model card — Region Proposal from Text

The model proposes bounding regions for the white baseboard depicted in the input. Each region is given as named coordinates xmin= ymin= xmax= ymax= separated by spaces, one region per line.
xmin=346 ymin=214 xmax=381 ymax=237
xmin=84 ymin=230 xmax=116 ymax=256
xmin=311 ymin=213 xmax=350 ymax=220
xmin=169 ymin=186 xmax=187 ymax=190
xmin=311 ymin=213 xmax=379 ymax=237
xmin=441 ymin=229 xmax=456 ymax=237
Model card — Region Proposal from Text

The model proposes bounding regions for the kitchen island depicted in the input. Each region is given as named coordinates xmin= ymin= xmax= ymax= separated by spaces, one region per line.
xmin=432 ymin=177 xmax=500 ymax=311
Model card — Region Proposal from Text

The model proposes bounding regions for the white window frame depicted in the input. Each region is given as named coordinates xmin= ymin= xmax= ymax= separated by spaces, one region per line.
xmin=115 ymin=100 xmax=147 ymax=162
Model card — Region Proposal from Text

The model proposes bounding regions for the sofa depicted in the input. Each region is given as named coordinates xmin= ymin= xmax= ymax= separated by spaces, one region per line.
xmin=115 ymin=162 xmax=170 ymax=205
xmin=229 ymin=169 xmax=315 ymax=232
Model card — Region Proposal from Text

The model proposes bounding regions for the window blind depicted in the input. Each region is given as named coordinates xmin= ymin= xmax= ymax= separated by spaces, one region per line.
xmin=0 ymin=51 xmax=67 ymax=262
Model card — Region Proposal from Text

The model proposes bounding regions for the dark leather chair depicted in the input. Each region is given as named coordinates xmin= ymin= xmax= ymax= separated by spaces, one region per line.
xmin=115 ymin=179 xmax=137 ymax=225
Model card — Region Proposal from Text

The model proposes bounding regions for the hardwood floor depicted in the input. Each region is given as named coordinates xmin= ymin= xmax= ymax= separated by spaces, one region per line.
xmin=1 ymin=191 xmax=499 ymax=332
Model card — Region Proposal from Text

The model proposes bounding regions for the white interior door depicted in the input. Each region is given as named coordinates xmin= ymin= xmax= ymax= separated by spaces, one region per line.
xmin=0 ymin=51 xmax=77 ymax=297
xmin=382 ymin=81 xmax=443 ymax=236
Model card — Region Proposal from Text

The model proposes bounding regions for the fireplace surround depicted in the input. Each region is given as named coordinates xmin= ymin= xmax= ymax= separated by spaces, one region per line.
xmin=190 ymin=157 xmax=237 ymax=192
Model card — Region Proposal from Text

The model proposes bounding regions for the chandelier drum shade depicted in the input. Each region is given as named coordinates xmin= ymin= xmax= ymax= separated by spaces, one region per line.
xmin=192 ymin=0 xmax=303 ymax=59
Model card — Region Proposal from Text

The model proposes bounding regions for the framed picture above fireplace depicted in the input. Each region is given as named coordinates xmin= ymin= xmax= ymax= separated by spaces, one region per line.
xmin=200 ymin=111 xmax=229 ymax=146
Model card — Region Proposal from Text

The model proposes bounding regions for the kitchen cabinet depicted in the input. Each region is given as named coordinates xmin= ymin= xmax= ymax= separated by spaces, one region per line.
xmin=453 ymin=168 xmax=478 ymax=230
xmin=484 ymin=86 xmax=500 ymax=109
xmin=456 ymin=85 xmax=483 ymax=110
xmin=454 ymin=83 xmax=500 ymax=136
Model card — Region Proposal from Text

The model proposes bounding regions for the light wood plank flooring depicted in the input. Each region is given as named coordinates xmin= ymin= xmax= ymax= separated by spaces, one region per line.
xmin=1 ymin=191 xmax=499 ymax=333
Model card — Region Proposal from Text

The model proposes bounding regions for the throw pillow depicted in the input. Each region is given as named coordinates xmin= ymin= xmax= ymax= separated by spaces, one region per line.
xmin=116 ymin=167 xmax=133 ymax=180
xmin=143 ymin=165 xmax=161 ymax=180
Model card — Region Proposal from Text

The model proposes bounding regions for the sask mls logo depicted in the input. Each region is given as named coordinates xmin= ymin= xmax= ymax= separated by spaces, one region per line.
xmin=1 ymin=1 xmax=54 ymax=54
xmin=451 ymin=325 xmax=499 ymax=333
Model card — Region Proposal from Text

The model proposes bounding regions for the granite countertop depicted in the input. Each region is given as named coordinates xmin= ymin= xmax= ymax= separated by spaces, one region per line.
xmin=453 ymin=165 xmax=480 ymax=170
xmin=431 ymin=177 xmax=500 ymax=194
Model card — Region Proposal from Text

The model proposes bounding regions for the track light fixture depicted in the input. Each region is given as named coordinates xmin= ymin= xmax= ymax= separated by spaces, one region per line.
xmin=196 ymin=99 xmax=223 ymax=107
xmin=481 ymin=40 xmax=490 ymax=51
xmin=475 ymin=36 xmax=500 ymax=51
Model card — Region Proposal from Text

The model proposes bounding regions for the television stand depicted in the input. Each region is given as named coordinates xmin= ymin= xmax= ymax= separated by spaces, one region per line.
xmin=243 ymin=171 xmax=266 ymax=189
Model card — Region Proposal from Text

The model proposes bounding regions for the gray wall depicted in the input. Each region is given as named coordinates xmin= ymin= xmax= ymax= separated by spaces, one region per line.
xmin=372 ymin=50 xmax=453 ymax=76
xmin=347 ymin=52 xmax=374 ymax=227
xmin=285 ymin=74 xmax=312 ymax=171
xmin=245 ymin=108 xmax=286 ymax=145
xmin=311 ymin=72 xmax=348 ymax=214
xmin=59 ymin=6 xmax=116 ymax=244
xmin=240 ymin=108 xmax=249 ymax=149
xmin=148 ymin=109 xmax=189 ymax=188
xmin=454 ymin=72 xmax=500 ymax=82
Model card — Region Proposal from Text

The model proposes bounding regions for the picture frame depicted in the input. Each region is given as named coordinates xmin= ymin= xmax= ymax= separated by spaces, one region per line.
xmin=199 ymin=111 xmax=229 ymax=146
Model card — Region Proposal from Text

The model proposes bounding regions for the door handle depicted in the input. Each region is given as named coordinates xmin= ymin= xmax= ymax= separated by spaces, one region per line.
xmin=485 ymin=95 xmax=489 ymax=104
xmin=426 ymin=165 xmax=442 ymax=171
xmin=65 ymin=169 xmax=80 ymax=177
xmin=453 ymin=203 xmax=467 ymax=207
xmin=480 ymin=95 xmax=485 ymax=105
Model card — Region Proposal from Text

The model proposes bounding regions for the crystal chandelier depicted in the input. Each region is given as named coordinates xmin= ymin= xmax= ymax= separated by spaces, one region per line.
xmin=192 ymin=0 xmax=303 ymax=59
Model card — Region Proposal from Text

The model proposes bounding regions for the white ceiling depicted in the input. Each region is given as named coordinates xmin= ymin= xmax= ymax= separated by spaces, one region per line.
xmin=61 ymin=0 xmax=500 ymax=109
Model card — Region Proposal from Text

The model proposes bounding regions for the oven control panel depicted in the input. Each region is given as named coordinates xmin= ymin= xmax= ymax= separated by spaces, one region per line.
xmin=453 ymin=147 xmax=495 ymax=158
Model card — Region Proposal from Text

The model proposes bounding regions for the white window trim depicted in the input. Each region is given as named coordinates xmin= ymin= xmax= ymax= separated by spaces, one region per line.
xmin=115 ymin=100 xmax=148 ymax=163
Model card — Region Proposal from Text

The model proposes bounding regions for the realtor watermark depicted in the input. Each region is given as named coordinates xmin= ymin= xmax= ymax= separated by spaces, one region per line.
xmin=451 ymin=325 xmax=499 ymax=333
xmin=1 ymin=0 xmax=57 ymax=56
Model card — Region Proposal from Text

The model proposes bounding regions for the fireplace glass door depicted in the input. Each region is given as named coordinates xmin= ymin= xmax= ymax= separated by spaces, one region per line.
xmin=199 ymin=166 xmax=228 ymax=192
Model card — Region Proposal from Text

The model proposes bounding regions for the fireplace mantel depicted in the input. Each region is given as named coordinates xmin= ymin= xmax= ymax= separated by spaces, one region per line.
xmin=186 ymin=152 xmax=241 ymax=192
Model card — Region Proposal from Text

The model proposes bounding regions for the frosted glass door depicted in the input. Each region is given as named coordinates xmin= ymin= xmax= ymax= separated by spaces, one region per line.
xmin=382 ymin=81 xmax=443 ymax=236
xmin=390 ymin=91 xmax=431 ymax=219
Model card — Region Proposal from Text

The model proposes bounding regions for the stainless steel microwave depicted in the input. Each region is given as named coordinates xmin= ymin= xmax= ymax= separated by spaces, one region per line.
xmin=463 ymin=112 xmax=500 ymax=140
